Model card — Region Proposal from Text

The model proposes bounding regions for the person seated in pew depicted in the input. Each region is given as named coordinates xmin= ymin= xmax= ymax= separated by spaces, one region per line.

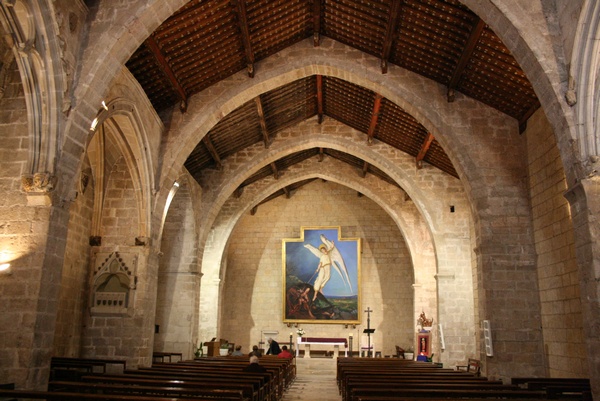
xmin=250 ymin=345 xmax=263 ymax=357
xmin=232 ymin=345 xmax=243 ymax=356
xmin=266 ymin=338 xmax=281 ymax=355
xmin=277 ymin=345 xmax=293 ymax=359
xmin=243 ymin=355 xmax=267 ymax=373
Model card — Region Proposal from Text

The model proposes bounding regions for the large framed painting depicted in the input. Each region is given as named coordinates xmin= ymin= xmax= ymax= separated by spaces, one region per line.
xmin=282 ymin=226 xmax=361 ymax=324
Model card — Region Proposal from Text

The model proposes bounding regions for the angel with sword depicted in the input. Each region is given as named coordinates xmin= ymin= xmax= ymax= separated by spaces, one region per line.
xmin=304 ymin=234 xmax=353 ymax=301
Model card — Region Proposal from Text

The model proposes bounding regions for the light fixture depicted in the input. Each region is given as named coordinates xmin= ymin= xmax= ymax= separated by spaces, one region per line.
xmin=101 ymin=100 xmax=108 ymax=111
xmin=0 ymin=263 xmax=11 ymax=273
xmin=90 ymin=117 xmax=99 ymax=131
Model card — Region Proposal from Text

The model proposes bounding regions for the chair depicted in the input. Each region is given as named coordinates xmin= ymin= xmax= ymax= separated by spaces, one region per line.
xmin=395 ymin=345 xmax=405 ymax=359
xmin=456 ymin=358 xmax=481 ymax=376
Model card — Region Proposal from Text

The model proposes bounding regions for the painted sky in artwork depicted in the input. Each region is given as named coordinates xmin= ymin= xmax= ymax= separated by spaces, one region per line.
xmin=285 ymin=228 xmax=358 ymax=297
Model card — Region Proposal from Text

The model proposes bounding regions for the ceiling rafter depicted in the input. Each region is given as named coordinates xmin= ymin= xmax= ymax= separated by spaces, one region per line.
xmin=233 ymin=0 xmax=255 ymax=78
xmin=144 ymin=36 xmax=188 ymax=112
xmin=129 ymin=0 xmax=541 ymax=192
xmin=518 ymin=101 xmax=541 ymax=134
xmin=361 ymin=160 xmax=370 ymax=178
xmin=202 ymin=135 xmax=222 ymax=170
xmin=416 ymin=132 xmax=434 ymax=169
xmin=317 ymin=75 xmax=324 ymax=123
xmin=447 ymin=17 xmax=486 ymax=102
xmin=313 ymin=0 xmax=321 ymax=46
xmin=381 ymin=0 xmax=402 ymax=74
xmin=367 ymin=93 xmax=384 ymax=144
xmin=270 ymin=162 xmax=280 ymax=179
xmin=255 ymin=96 xmax=271 ymax=147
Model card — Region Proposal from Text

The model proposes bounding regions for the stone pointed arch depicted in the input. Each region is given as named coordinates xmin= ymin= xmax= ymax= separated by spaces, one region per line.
xmin=88 ymin=98 xmax=157 ymax=240
xmin=198 ymin=155 xmax=473 ymax=366
xmin=0 ymin=0 xmax=66 ymax=192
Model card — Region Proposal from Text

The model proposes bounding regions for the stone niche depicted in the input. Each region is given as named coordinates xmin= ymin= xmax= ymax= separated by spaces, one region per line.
xmin=90 ymin=251 xmax=137 ymax=316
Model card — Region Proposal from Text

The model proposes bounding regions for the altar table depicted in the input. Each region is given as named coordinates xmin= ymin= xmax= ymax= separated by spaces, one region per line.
xmin=296 ymin=337 xmax=348 ymax=358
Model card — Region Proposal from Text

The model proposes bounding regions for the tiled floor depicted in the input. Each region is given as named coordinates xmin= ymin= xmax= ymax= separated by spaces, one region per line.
xmin=282 ymin=357 xmax=341 ymax=401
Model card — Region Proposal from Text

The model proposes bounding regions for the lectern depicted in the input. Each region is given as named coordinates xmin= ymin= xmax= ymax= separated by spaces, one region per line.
xmin=362 ymin=328 xmax=375 ymax=357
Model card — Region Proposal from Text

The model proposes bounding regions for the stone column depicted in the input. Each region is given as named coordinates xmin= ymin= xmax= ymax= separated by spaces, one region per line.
xmin=564 ymin=177 xmax=600 ymax=399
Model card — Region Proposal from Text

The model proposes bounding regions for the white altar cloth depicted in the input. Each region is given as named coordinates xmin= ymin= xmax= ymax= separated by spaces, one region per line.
xmin=296 ymin=337 xmax=348 ymax=358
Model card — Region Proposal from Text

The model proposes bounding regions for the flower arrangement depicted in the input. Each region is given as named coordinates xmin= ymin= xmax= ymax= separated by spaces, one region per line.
xmin=417 ymin=311 xmax=433 ymax=328
xmin=296 ymin=328 xmax=306 ymax=337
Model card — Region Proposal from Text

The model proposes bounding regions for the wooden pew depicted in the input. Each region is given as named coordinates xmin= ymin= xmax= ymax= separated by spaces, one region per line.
xmin=337 ymin=357 xmax=551 ymax=401
xmin=49 ymin=381 xmax=244 ymax=400
xmin=132 ymin=366 xmax=273 ymax=400
xmin=50 ymin=357 xmax=127 ymax=378
xmin=355 ymin=398 xmax=547 ymax=401
xmin=189 ymin=355 xmax=293 ymax=393
xmin=511 ymin=378 xmax=592 ymax=400
xmin=152 ymin=351 xmax=183 ymax=363
xmin=178 ymin=355 xmax=292 ymax=397
xmin=78 ymin=374 xmax=259 ymax=401
xmin=0 ymin=389 xmax=228 ymax=400
xmin=349 ymin=387 xmax=548 ymax=401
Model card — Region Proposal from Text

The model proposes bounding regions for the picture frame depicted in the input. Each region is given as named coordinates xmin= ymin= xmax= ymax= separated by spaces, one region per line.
xmin=282 ymin=226 xmax=361 ymax=324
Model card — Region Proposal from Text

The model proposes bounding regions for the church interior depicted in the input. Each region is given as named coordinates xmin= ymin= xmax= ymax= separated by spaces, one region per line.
xmin=0 ymin=0 xmax=599 ymax=399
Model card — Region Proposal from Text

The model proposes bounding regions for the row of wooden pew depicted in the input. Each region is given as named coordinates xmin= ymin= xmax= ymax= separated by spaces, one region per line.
xmin=336 ymin=357 xmax=591 ymax=401
xmin=0 ymin=355 xmax=294 ymax=401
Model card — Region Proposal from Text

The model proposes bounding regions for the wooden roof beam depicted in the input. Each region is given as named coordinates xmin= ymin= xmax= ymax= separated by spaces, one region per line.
xmin=380 ymin=0 xmax=402 ymax=74
xmin=270 ymin=162 xmax=280 ymax=179
xmin=234 ymin=186 xmax=244 ymax=198
xmin=317 ymin=75 xmax=324 ymax=123
xmin=518 ymin=101 xmax=541 ymax=134
xmin=282 ymin=186 xmax=291 ymax=199
xmin=202 ymin=135 xmax=223 ymax=170
xmin=233 ymin=0 xmax=255 ymax=77
xmin=144 ymin=36 xmax=188 ymax=112
xmin=255 ymin=96 xmax=271 ymax=147
xmin=361 ymin=161 xmax=369 ymax=178
xmin=447 ymin=17 xmax=485 ymax=102
xmin=367 ymin=93 xmax=383 ymax=144
xmin=416 ymin=132 xmax=434 ymax=169
xmin=313 ymin=0 xmax=321 ymax=46
xmin=318 ymin=147 xmax=325 ymax=162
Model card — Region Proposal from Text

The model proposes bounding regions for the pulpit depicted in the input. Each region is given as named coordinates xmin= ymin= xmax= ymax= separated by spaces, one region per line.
xmin=204 ymin=339 xmax=228 ymax=356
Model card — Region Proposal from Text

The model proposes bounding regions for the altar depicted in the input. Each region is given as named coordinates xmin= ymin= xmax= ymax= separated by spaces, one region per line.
xmin=296 ymin=337 xmax=348 ymax=358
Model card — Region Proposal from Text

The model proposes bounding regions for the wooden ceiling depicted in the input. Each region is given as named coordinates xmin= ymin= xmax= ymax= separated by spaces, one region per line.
xmin=126 ymin=0 xmax=540 ymax=197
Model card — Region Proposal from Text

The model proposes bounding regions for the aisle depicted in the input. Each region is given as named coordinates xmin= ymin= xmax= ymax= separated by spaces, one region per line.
xmin=282 ymin=358 xmax=341 ymax=401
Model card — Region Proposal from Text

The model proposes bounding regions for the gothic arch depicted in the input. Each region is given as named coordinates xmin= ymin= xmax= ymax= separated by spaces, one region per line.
xmin=88 ymin=98 xmax=157 ymax=240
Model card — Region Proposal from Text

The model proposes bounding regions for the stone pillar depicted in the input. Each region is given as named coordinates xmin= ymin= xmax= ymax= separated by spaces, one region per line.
xmin=0 ymin=189 xmax=70 ymax=389
xmin=564 ymin=178 xmax=600 ymax=399
xmin=474 ymin=240 xmax=544 ymax=381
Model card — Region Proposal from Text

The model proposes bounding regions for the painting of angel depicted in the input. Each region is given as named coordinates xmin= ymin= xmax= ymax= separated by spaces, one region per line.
xmin=283 ymin=227 xmax=360 ymax=324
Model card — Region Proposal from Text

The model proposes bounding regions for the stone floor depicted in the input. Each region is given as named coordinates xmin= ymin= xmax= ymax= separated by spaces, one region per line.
xmin=282 ymin=357 xmax=341 ymax=401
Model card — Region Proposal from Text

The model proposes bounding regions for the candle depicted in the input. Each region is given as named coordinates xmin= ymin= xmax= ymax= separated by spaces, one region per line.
xmin=349 ymin=333 xmax=353 ymax=337
xmin=290 ymin=332 xmax=293 ymax=336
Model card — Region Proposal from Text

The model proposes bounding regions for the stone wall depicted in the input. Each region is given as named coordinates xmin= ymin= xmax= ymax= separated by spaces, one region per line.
xmin=525 ymin=108 xmax=586 ymax=377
